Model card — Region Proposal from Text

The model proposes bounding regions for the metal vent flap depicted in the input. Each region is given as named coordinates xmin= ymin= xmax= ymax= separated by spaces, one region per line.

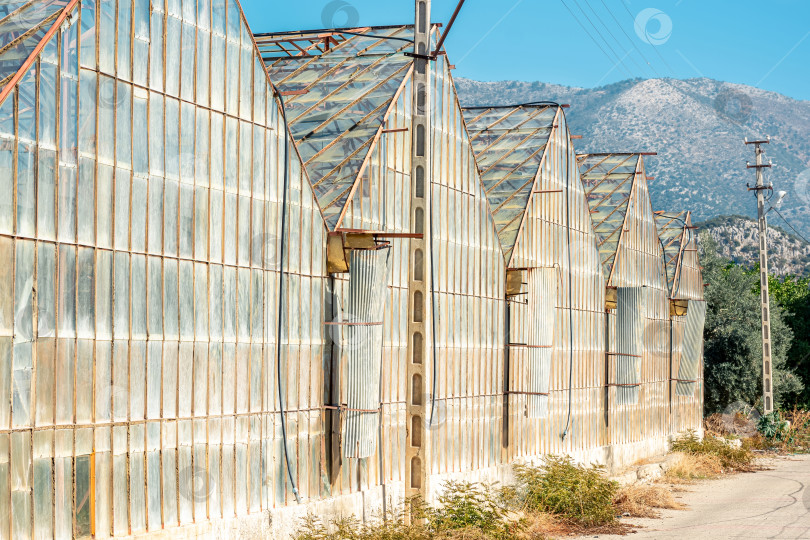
xmin=341 ymin=247 xmax=391 ymax=458
xmin=676 ymin=300 xmax=706 ymax=396
xmin=616 ymin=287 xmax=644 ymax=405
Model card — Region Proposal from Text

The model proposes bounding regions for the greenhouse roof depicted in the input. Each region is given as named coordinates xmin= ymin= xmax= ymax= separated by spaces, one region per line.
xmin=0 ymin=0 xmax=75 ymax=96
xmin=655 ymin=210 xmax=693 ymax=295
xmin=257 ymin=25 xmax=416 ymax=229
xmin=578 ymin=153 xmax=642 ymax=277
xmin=462 ymin=103 xmax=559 ymax=259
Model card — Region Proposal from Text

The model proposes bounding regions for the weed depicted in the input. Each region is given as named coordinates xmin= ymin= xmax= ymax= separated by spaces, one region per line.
xmin=428 ymin=481 xmax=523 ymax=539
xmin=294 ymin=483 xmax=522 ymax=540
xmin=507 ymin=456 xmax=619 ymax=527
xmin=294 ymin=509 xmax=431 ymax=540
xmin=755 ymin=408 xmax=810 ymax=453
xmin=758 ymin=411 xmax=791 ymax=439
xmin=671 ymin=431 xmax=755 ymax=472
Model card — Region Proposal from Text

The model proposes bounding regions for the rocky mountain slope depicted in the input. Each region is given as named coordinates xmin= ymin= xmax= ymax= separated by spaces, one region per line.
xmin=455 ymin=78 xmax=810 ymax=239
xmin=696 ymin=215 xmax=810 ymax=276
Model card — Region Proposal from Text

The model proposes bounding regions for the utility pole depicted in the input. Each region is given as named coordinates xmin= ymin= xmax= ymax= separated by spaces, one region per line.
xmin=405 ymin=0 xmax=431 ymax=511
xmin=745 ymin=138 xmax=774 ymax=414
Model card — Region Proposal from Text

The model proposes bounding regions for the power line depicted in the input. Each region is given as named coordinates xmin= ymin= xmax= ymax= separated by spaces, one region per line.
xmin=580 ymin=0 xmax=654 ymax=78
xmin=596 ymin=0 xmax=662 ymax=78
xmin=569 ymin=0 xmax=636 ymax=77
xmin=558 ymin=0 xmax=634 ymax=79
xmin=773 ymin=207 xmax=810 ymax=244
xmin=619 ymin=1 xmax=677 ymax=74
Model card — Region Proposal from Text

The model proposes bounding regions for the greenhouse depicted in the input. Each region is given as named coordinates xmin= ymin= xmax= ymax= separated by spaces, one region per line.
xmin=0 ymin=0 xmax=705 ymax=537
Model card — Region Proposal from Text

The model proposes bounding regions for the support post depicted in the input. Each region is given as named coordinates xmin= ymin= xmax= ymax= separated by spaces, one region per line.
xmin=746 ymin=139 xmax=774 ymax=414
xmin=405 ymin=0 xmax=431 ymax=510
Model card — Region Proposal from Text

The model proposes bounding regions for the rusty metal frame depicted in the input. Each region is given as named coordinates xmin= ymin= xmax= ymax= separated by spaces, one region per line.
xmin=0 ymin=0 xmax=80 ymax=106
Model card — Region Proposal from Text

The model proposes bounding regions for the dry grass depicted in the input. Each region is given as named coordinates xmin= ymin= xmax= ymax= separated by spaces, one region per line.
xmin=519 ymin=512 xmax=633 ymax=539
xmin=663 ymin=452 xmax=724 ymax=483
xmin=614 ymin=484 xmax=686 ymax=518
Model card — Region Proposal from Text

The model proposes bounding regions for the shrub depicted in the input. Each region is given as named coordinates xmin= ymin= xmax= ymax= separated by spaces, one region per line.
xmin=294 ymin=510 xmax=431 ymax=540
xmin=757 ymin=411 xmax=791 ymax=439
xmin=294 ymin=482 xmax=522 ymax=540
xmin=508 ymin=456 xmax=618 ymax=526
xmin=755 ymin=408 xmax=810 ymax=452
xmin=670 ymin=431 xmax=754 ymax=472
xmin=428 ymin=481 xmax=521 ymax=539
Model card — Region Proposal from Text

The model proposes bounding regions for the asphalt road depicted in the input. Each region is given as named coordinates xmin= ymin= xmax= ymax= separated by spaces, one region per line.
xmin=587 ymin=454 xmax=810 ymax=539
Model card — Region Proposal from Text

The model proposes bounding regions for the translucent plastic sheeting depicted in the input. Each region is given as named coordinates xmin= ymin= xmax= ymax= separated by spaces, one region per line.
xmin=676 ymin=300 xmax=706 ymax=396
xmin=262 ymin=26 xmax=414 ymax=228
xmin=341 ymin=247 xmax=391 ymax=458
xmin=615 ymin=287 xmax=644 ymax=405
xmin=463 ymin=105 xmax=558 ymax=255
xmin=578 ymin=154 xmax=641 ymax=277
xmin=525 ymin=268 xmax=556 ymax=418
xmin=0 ymin=0 xmax=71 ymax=90
xmin=654 ymin=211 xmax=689 ymax=296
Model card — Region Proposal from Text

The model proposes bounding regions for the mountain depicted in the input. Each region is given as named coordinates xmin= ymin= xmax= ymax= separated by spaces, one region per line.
xmin=696 ymin=215 xmax=810 ymax=276
xmin=454 ymin=78 xmax=810 ymax=240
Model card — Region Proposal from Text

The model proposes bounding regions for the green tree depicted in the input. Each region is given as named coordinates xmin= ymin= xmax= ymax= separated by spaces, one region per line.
xmin=699 ymin=233 xmax=802 ymax=413
xmin=768 ymin=273 xmax=810 ymax=407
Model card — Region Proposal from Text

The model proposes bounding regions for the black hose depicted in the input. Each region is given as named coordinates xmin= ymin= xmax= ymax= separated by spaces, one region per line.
xmin=561 ymin=121 xmax=575 ymax=440
xmin=273 ymin=85 xmax=301 ymax=504
xmin=336 ymin=30 xmax=415 ymax=43
xmin=461 ymin=101 xmax=563 ymax=111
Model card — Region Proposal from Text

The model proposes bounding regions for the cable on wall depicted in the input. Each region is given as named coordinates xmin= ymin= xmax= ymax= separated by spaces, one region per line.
xmin=561 ymin=123 xmax=576 ymax=440
xmin=273 ymin=85 xmax=301 ymax=504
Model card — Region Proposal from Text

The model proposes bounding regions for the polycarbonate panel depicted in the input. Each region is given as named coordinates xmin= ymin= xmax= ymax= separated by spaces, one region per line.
xmin=341 ymin=248 xmax=391 ymax=458
xmin=654 ymin=211 xmax=697 ymax=297
xmin=676 ymin=300 xmax=706 ymax=396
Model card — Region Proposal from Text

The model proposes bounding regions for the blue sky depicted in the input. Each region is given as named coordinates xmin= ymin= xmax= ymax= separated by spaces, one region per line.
xmin=242 ymin=0 xmax=810 ymax=101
